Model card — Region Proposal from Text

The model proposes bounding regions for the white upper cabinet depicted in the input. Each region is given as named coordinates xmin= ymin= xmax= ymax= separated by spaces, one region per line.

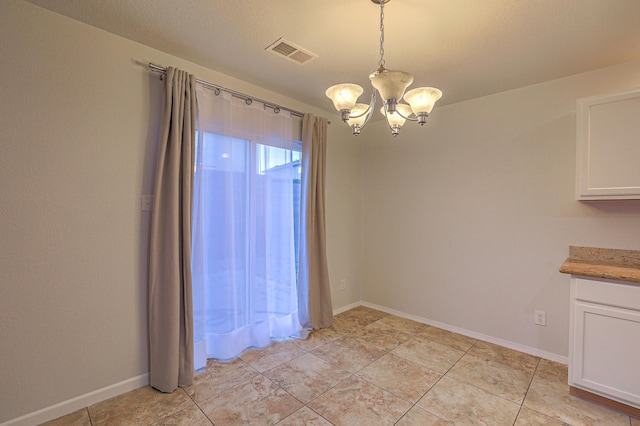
xmin=576 ymin=88 xmax=640 ymax=200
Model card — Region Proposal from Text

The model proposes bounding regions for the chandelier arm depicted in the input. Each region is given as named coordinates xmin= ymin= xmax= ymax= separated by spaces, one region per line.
xmin=348 ymin=101 xmax=372 ymax=119
xmin=394 ymin=106 xmax=419 ymax=122
xmin=346 ymin=91 xmax=376 ymax=135
xmin=359 ymin=91 xmax=377 ymax=129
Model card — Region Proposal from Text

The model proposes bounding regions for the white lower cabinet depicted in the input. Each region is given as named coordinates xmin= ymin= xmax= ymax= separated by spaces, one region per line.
xmin=569 ymin=277 xmax=640 ymax=408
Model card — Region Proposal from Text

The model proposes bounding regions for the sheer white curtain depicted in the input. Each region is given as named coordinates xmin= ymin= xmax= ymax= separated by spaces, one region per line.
xmin=192 ymin=85 xmax=302 ymax=368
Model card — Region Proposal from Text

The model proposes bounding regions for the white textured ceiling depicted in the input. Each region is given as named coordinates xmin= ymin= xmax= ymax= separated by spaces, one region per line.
xmin=24 ymin=0 xmax=640 ymax=112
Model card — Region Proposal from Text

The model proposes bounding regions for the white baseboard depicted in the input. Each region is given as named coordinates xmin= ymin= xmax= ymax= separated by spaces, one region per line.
xmin=333 ymin=301 xmax=362 ymax=315
xmin=1 ymin=373 xmax=149 ymax=426
xmin=337 ymin=300 xmax=568 ymax=365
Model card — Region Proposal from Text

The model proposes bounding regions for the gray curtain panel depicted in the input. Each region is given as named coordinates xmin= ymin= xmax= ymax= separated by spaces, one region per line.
xmin=148 ymin=67 xmax=196 ymax=392
xmin=299 ymin=114 xmax=334 ymax=330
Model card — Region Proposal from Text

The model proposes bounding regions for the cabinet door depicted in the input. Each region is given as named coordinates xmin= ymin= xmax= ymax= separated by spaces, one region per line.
xmin=576 ymin=88 xmax=640 ymax=200
xmin=571 ymin=300 xmax=640 ymax=407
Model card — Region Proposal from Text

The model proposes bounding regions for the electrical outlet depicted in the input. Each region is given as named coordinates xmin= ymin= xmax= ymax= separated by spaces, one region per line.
xmin=534 ymin=310 xmax=546 ymax=326
xmin=340 ymin=278 xmax=346 ymax=290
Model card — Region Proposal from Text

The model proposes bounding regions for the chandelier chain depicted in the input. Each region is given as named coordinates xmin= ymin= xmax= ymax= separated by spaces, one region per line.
xmin=378 ymin=0 xmax=385 ymax=67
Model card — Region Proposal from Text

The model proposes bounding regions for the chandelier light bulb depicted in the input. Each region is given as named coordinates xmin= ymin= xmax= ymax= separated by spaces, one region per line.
xmin=404 ymin=87 xmax=442 ymax=114
xmin=404 ymin=87 xmax=442 ymax=125
xmin=325 ymin=84 xmax=363 ymax=117
xmin=381 ymin=104 xmax=413 ymax=125
xmin=346 ymin=103 xmax=371 ymax=135
xmin=380 ymin=103 xmax=413 ymax=136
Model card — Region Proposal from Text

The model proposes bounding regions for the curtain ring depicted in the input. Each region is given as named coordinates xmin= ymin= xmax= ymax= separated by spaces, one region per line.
xmin=245 ymin=99 xmax=253 ymax=105
xmin=214 ymin=88 xmax=221 ymax=96
xmin=274 ymin=107 xmax=281 ymax=114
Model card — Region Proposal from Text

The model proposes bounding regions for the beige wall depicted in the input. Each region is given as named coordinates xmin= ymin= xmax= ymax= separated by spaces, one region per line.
xmin=361 ymin=60 xmax=640 ymax=358
xmin=0 ymin=1 xmax=361 ymax=422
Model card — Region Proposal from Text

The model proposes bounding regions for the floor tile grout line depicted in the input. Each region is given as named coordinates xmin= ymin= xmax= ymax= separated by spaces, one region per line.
xmin=291 ymin=313 xmax=415 ymax=424
xmin=383 ymin=316 xmax=455 ymax=425
xmin=303 ymin=341 xmax=410 ymax=424
xmin=86 ymin=407 xmax=94 ymax=426
xmin=277 ymin=403 xmax=336 ymax=426
xmin=512 ymin=356 xmax=543 ymax=425
xmin=440 ymin=354 xmax=538 ymax=407
xmin=441 ymin=338 xmax=541 ymax=423
xmin=177 ymin=387 xmax=212 ymax=426
xmin=399 ymin=332 xmax=529 ymax=425
xmin=300 ymin=371 xmax=356 ymax=407
xmin=194 ymin=401 xmax=215 ymax=426
xmin=389 ymin=322 xmax=469 ymax=425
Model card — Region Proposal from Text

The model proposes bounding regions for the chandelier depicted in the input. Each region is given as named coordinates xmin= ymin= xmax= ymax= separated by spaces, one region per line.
xmin=325 ymin=0 xmax=442 ymax=137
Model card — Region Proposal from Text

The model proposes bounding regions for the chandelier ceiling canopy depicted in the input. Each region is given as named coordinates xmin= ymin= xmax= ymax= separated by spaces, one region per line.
xmin=325 ymin=0 xmax=442 ymax=137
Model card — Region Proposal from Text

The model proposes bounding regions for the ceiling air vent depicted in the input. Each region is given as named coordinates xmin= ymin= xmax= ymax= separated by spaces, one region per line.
xmin=265 ymin=38 xmax=318 ymax=65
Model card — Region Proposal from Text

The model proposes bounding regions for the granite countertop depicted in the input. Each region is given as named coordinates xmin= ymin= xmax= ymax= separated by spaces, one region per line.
xmin=559 ymin=246 xmax=640 ymax=284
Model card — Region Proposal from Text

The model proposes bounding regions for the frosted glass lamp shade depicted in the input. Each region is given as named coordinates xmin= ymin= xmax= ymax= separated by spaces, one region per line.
xmin=404 ymin=87 xmax=442 ymax=114
xmin=380 ymin=104 xmax=413 ymax=127
xmin=370 ymin=69 xmax=414 ymax=102
xmin=325 ymin=84 xmax=363 ymax=111
xmin=346 ymin=103 xmax=370 ymax=126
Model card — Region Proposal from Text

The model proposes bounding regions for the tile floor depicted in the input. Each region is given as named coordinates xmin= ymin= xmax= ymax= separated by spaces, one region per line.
xmin=43 ymin=306 xmax=640 ymax=426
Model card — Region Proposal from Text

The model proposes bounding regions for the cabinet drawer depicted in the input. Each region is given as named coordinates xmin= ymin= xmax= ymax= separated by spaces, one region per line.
xmin=573 ymin=277 xmax=640 ymax=311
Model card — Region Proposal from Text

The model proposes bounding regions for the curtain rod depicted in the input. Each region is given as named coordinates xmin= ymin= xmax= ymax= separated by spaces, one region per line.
xmin=148 ymin=63 xmax=305 ymax=119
